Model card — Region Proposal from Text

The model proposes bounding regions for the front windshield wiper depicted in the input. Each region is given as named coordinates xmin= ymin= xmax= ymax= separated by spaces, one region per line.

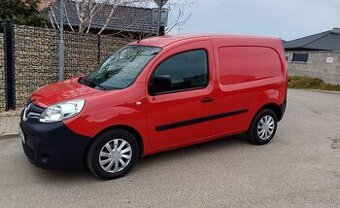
xmin=79 ymin=77 xmax=102 ymax=89
xmin=96 ymin=83 xmax=108 ymax=90
xmin=80 ymin=77 xmax=94 ymax=87
xmin=81 ymin=77 xmax=113 ymax=90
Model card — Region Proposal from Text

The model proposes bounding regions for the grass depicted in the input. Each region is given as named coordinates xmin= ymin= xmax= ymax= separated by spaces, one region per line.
xmin=288 ymin=76 xmax=340 ymax=92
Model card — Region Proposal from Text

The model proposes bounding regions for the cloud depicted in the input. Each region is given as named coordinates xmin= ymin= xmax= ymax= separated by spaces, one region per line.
xmin=169 ymin=0 xmax=340 ymax=40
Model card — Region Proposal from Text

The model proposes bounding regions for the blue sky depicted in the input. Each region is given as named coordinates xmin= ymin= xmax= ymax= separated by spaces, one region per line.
xmin=166 ymin=0 xmax=340 ymax=41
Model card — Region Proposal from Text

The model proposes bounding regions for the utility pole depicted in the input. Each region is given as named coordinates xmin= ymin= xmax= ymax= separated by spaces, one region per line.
xmin=58 ymin=0 xmax=65 ymax=81
xmin=154 ymin=0 xmax=168 ymax=36
xmin=156 ymin=0 xmax=162 ymax=36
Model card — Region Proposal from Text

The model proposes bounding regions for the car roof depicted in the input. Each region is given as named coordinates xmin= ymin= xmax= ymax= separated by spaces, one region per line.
xmin=130 ymin=34 xmax=280 ymax=48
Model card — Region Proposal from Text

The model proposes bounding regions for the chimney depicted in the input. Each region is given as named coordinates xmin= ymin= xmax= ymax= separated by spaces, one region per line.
xmin=331 ymin=27 xmax=340 ymax=34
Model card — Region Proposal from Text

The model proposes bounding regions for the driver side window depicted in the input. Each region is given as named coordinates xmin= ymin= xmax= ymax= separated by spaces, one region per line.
xmin=151 ymin=49 xmax=209 ymax=94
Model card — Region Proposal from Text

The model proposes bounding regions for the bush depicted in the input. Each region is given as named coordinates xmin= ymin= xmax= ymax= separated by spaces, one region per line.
xmin=288 ymin=76 xmax=340 ymax=91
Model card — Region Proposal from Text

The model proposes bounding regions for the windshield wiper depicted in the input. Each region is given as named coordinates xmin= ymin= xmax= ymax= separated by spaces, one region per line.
xmin=96 ymin=83 xmax=108 ymax=90
xmin=80 ymin=77 xmax=100 ymax=88
xmin=80 ymin=77 xmax=92 ymax=86
xmin=80 ymin=77 xmax=112 ymax=90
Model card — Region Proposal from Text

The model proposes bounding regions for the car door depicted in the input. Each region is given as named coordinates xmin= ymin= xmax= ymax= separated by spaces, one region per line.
xmin=146 ymin=41 xmax=216 ymax=150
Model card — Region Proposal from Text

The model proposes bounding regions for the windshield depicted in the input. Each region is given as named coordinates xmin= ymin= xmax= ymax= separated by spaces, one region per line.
xmin=80 ymin=45 xmax=161 ymax=90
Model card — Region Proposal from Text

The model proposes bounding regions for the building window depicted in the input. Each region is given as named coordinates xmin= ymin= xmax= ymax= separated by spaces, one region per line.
xmin=292 ymin=53 xmax=309 ymax=63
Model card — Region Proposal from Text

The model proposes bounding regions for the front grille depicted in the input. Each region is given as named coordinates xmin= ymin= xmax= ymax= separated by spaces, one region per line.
xmin=23 ymin=102 xmax=45 ymax=121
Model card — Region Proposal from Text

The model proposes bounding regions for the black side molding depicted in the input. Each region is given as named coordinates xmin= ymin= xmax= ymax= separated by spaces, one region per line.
xmin=155 ymin=109 xmax=248 ymax=131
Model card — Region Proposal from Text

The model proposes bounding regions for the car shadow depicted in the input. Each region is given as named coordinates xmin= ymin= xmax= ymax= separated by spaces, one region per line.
xmin=30 ymin=166 xmax=97 ymax=183
xmin=135 ymin=134 xmax=250 ymax=171
xmin=30 ymin=134 xmax=250 ymax=182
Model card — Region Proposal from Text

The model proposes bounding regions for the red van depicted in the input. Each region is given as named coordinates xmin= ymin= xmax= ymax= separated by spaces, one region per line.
xmin=20 ymin=35 xmax=287 ymax=179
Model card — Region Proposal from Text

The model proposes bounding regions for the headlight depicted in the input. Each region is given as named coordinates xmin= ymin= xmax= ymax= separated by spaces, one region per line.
xmin=39 ymin=99 xmax=85 ymax=123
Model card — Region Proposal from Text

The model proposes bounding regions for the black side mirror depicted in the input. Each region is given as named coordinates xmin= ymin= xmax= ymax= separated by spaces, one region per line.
xmin=150 ymin=75 xmax=172 ymax=95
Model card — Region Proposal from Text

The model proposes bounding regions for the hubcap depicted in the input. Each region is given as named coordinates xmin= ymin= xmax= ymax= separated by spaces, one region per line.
xmin=257 ymin=115 xmax=275 ymax=141
xmin=99 ymin=139 xmax=132 ymax=173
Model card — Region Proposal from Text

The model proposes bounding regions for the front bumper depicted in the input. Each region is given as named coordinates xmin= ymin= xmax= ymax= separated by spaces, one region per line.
xmin=20 ymin=110 xmax=91 ymax=170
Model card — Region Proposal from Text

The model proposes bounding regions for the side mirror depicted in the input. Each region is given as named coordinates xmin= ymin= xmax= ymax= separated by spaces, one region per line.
xmin=150 ymin=75 xmax=172 ymax=95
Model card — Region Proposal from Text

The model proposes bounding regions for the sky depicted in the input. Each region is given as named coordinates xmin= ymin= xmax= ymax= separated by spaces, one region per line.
xmin=165 ymin=0 xmax=340 ymax=41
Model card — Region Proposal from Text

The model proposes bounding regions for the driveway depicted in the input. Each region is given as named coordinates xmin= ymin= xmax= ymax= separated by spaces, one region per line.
xmin=0 ymin=89 xmax=339 ymax=208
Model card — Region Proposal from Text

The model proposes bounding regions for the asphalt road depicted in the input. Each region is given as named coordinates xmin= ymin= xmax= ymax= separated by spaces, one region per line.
xmin=0 ymin=89 xmax=339 ymax=208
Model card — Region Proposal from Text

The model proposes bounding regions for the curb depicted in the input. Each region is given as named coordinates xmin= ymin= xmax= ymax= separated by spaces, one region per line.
xmin=0 ymin=133 xmax=19 ymax=140
xmin=0 ymin=111 xmax=21 ymax=117
xmin=289 ymin=88 xmax=340 ymax=95
xmin=305 ymin=89 xmax=340 ymax=95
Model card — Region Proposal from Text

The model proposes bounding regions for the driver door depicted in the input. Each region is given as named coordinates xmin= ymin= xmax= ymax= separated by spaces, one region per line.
xmin=146 ymin=41 xmax=216 ymax=149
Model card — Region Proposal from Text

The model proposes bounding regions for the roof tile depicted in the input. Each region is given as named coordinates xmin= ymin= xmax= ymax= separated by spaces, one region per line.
xmin=50 ymin=0 xmax=160 ymax=34
xmin=284 ymin=30 xmax=340 ymax=51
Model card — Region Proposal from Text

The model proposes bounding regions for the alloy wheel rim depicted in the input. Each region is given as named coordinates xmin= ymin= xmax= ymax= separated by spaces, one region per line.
xmin=257 ymin=115 xmax=275 ymax=140
xmin=99 ymin=138 xmax=132 ymax=173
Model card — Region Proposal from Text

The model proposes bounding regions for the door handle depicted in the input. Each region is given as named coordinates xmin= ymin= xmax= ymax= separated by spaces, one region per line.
xmin=200 ymin=97 xmax=214 ymax=103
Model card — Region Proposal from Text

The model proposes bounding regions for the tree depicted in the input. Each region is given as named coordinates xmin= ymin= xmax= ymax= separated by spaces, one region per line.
xmin=162 ymin=0 xmax=192 ymax=34
xmin=48 ymin=0 xmax=192 ymax=36
xmin=49 ymin=0 xmax=144 ymax=35
xmin=0 ymin=0 xmax=49 ymax=30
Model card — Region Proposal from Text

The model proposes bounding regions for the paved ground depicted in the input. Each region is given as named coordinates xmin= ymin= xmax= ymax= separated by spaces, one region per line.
xmin=0 ymin=89 xmax=339 ymax=208
xmin=0 ymin=116 xmax=19 ymax=139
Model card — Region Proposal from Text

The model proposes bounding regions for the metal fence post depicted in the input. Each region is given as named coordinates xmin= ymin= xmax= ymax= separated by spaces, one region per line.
xmin=3 ymin=22 xmax=15 ymax=111
xmin=58 ymin=0 xmax=65 ymax=81
xmin=97 ymin=35 xmax=101 ymax=65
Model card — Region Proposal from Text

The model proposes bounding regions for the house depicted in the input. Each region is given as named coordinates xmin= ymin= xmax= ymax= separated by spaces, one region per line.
xmin=284 ymin=28 xmax=340 ymax=85
xmin=42 ymin=0 xmax=168 ymax=37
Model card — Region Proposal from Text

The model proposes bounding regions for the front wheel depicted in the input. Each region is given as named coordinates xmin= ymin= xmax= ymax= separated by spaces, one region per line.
xmin=247 ymin=109 xmax=278 ymax=145
xmin=86 ymin=129 xmax=139 ymax=180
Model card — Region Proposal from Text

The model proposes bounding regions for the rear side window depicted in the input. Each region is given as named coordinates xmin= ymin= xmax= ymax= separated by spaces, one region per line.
xmin=218 ymin=47 xmax=281 ymax=85
xmin=152 ymin=50 xmax=208 ymax=93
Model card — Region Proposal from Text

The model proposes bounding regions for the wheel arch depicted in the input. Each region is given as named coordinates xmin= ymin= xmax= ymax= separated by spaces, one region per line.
xmin=261 ymin=103 xmax=283 ymax=121
xmin=248 ymin=102 xmax=282 ymax=131
xmin=247 ymin=103 xmax=279 ymax=145
xmin=85 ymin=125 xmax=145 ymax=163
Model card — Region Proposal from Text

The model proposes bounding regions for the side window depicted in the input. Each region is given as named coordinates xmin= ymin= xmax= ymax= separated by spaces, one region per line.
xmin=151 ymin=50 xmax=208 ymax=94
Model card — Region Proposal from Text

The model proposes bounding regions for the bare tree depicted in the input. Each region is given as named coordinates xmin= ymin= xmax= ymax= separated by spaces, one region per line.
xmin=163 ymin=0 xmax=193 ymax=34
xmin=130 ymin=0 xmax=193 ymax=36
xmin=49 ymin=0 xmax=145 ymax=34
xmin=48 ymin=0 xmax=193 ymax=36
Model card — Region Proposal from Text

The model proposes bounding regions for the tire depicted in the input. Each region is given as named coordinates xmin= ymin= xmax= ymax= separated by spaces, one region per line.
xmin=87 ymin=129 xmax=139 ymax=180
xmin=247 ymin=108 xmax=278 ymax=145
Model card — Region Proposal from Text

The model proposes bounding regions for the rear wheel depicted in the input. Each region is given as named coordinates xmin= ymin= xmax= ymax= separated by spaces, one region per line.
xmin=87 ymin=129 xmax=139 ymax=180
xmin=247 ymin=109 xmax=278 ymax=145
